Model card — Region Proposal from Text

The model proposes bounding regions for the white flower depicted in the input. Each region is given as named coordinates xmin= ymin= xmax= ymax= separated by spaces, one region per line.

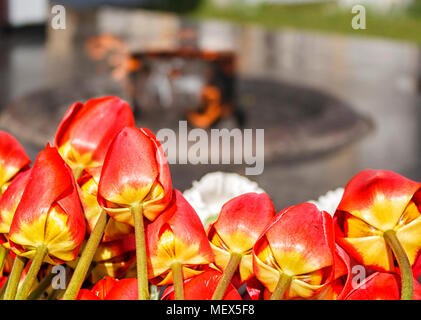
xmin=308 ymin=188 xmax=345 ymax=216
xmin=183 ymin=172 xmax=265 ymax=228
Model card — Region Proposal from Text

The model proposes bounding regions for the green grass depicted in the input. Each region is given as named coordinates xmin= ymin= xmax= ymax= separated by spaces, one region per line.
xmin=189 ymin=1 xmax=421 ymax=45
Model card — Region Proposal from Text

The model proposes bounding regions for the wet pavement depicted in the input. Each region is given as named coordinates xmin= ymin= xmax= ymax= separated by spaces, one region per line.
xmin=0 ymin=8 xmax=420 ymax=211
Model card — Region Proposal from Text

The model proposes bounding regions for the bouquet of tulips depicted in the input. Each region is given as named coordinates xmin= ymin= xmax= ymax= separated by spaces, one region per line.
xmin=0 ymin=96 xmax=421 ymax=301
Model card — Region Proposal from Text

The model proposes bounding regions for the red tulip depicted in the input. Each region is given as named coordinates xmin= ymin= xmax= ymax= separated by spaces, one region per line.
xmin=98 ymin=126 xmax=172 ymax=299
xmin=256 ymin=244 xmax=352 ymax=301
xmin=208 ymin=193 xmax=275 ymax=281
xmin=76 ymin=277 xmax=138 ymax=300
xmin=77 ymin=289 xmax=100 ymax=300
xmin=334 ymin=169 xmax=421 ymax=299
xmin=98 ymin=126 xmax=172 ymax=223
xmin=0 ymin=170 xmax=31 ymax=249
xmin=55 ymin=96 xmax=134 ymax=178
xmin=253 ymin=203 xmax=335 ymax=300
xmin=345 ymin=272 xmax=421 ymax=300
xmin=90 ymin=275 xmax=118 ymax=299
xmin=162 ymin=269 xmax=242 ymax=300
xmin=105 ymin=278 xmax=138 ymax=300
xmin=0 ymin=131 xmax=30 ymax=194
xmin=146 ymin=190 xmax=214 ymax=297
xmin=9 ymin=146 xmax=85 ymax=263
xmin=7 ymin=145 xmax=85 ymax=299
xmin=77 ymin=276 xmax=118 ymax=300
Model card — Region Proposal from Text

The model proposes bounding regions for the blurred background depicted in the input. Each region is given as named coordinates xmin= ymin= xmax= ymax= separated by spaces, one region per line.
xmin=0 ymin=0 xmax=421 ymax=210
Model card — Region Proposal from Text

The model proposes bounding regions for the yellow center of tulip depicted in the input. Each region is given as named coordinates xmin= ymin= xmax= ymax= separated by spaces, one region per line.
xmin=0 ymin=165 xmax=18 ymax=194
xmin=9 ymin=204 xmax=81 ymax=264
xmin=58 ymin=142 xmax=100 ymax=176
xmin=344 ymin=197 xmax=421 ymax=271
xmin=148 ymin=225 xmax=208 ymax=285
xmin=255 ymin=239 xmax=328 ymax=299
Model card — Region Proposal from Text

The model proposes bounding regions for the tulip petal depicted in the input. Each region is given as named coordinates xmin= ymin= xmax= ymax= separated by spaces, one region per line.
xmin=147 ymin=190 xmax=214 ymax=284
xmin=0 ymin=131 xmax=30 ymax=191
xmin=77 ymin=289 xmax=100 ymax=300
xmin=210 ymin=193 xmax=275 ymax=255
xmin=162 ymin=269 xmax=242 ymax=300
xmin=8 ymin=146 xmax=85 ymax=264
xmin=343 ymin=272 xmax=421 ymax=300
xmin=0 ymin=170 xmax=31 ymax=248
xmin=335 ymin=170 xmax=421 ymax=271
xmin=91 ymin=276 xmax=119 ymax=300
xmin=253 ymin=203 xmax=335 ymax=299
xmin=98 ymin=127 xmax=172 ymax=222
xmin=265 ymin=203 xmax=334 ymax=276
xmin=105 ymin=278 xmax=138 ymax=300
xmin=55 ymin=97 xmax=135 ymax=169
xmin=337 ymin=170 xmax=421 ymax=231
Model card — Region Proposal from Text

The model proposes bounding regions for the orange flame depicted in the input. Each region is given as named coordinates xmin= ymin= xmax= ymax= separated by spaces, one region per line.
xmin=187 ymin=86 xmax=232 ymax=129
xmin=85 ymin=34 xmax=142 ymax=81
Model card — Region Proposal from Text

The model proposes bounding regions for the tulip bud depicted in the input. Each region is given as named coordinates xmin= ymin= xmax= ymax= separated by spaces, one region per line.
xmin=55 ymin=96 xmax=134 ymax=178
xmin=7 ymin=146 xmax=86 ymax=300
xmin=253 ymin=203 xmax=335 ymax=300
xmin=98 ymin=126 xmax=173 ymax=299
xmin=146 ymin=190 xmax=214 ymax=287
xmin=9 ymin=146 xmax=86 ymax=264
xmin=98 ymin=126 xmax=172 ymax=223
xmin=334 ymin=169 xmax=421 ymax=271
xmin=334 ymin=169 xmax=421 ymax=299
xmin=208 ymin=193 xmax=275 ymax=283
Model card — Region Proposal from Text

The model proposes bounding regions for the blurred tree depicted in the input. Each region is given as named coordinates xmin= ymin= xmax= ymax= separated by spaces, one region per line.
xmin=407 ymin=0 xmax=421 ymax=17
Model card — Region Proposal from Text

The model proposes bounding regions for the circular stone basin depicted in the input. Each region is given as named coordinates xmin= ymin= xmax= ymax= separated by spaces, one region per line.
xmin=0 ymin=75 xmax=371 ymax=162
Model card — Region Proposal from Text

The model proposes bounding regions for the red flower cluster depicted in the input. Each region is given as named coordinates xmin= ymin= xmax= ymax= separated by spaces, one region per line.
xmin=0 ymin=96 xmax=420 ymax=300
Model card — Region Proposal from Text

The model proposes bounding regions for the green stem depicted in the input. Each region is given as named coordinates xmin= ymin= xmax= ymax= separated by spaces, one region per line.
xmin=270 ymin=272 xmax=292 ymax=300
xmin=15 ymin=246 xmax=47 ymax=300
xmin=171 ymin=262 xmax=184 ymax=300
xmin=62 ymin=210 xmax=108 ymax=300
xmin=384 ymin=229 xmax=413 ymax=300
xmin=132 ymin=203 xmax=149 ymax=300
xmin=3 ymin=255 xmax=26 ymax=300
xmin=27 ymin=269 xmax=55 ymax=300
xmin=0 ymin=246 xmax=6 ymax=274
xmin=212 ymin=252 xmax=242 ymax=300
